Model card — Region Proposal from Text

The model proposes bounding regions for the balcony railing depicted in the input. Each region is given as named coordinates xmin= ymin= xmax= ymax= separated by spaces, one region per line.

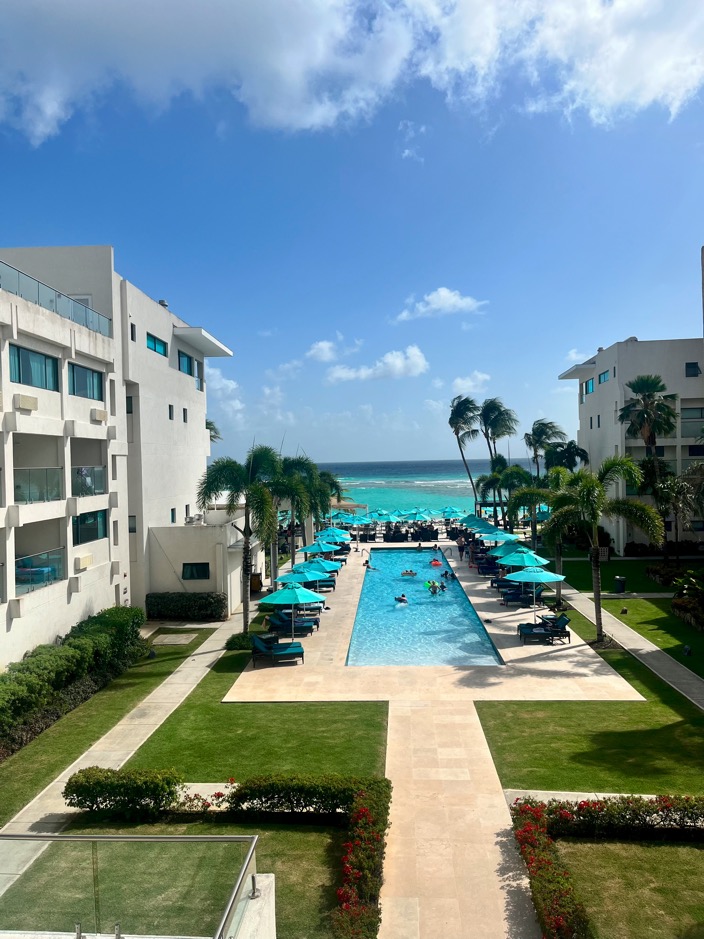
xmin=14 ymin=467 xmax=62 ymax=503
xmin=15 ymin=547 xmax=65 ymax=594
xmin=71 ymin=465 xmax=107 ymax=497
xmin=0 ymin=259 xmax=112 ymax=338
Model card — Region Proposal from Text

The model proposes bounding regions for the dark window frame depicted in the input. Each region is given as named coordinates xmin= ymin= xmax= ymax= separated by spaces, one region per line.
xmin=69 ymin=363 xmax=104 ymax=401
xmin=178 ymin=350 xmax=194 ymax=376
xmin=72 ymin=509 xmax=108 ymax=545
xmin=9 ymin=344 xmax=60 ymax=392
xmin=146 ymin=332 xmax=168 ymax=357
xmin=182 ymin=562 xmax=210 ymax=580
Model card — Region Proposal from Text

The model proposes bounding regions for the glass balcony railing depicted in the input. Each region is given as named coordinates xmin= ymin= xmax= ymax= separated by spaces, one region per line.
xmin=14 ymin=467 xmax=62 ymax=503
xmin=15 ymin=547 xmax=65 ymax=594
xmin=0 ymin=259 xmax=112 ymax=338
xmin=71 ymin=465 xmax=107 ymax=497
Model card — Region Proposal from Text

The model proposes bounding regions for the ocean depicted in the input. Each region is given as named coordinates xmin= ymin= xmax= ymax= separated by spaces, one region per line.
xmin=317 ymin=459 xmax=533 ymax=516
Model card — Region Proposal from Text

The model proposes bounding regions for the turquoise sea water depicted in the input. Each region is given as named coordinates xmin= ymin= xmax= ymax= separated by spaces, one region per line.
xmin=346 ymin=547 xmax=502 ymax=667
xmin=318 ymin=459 xmax=533 ymax=516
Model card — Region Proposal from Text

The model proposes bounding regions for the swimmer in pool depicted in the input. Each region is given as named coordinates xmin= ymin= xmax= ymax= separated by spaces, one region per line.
xmin=394 ymin=594 xmax=408 ymax=604
xmin=401 ymin=569 xmax=417 ymax=576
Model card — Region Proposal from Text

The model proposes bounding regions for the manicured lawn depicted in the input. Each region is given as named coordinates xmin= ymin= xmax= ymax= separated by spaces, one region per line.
xmin=0 ymin=816 xmax=342 ymax=939
xmin=126 ymin=649 xmax=388 ymax=778
xmin=0 ymin=629 xmax=214 ymax=828
xmin=603 ymin=598 xmax=704 ymax=681
xmin=558 ymin=839 xmax=704 ymax=938
xmin=561 ymin=559 xmax=667 ymax=594
xmin=476 ymin=611 xmax=704 ymax=794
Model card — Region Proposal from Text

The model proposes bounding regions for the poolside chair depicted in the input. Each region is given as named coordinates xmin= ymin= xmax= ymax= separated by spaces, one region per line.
xmin=252 ymin=634 xmax=304 ymax=667
xmin=266 ymin=617 xmax=315 ymax=637
xmin=268 ymin=611 xmax=319 ymax=630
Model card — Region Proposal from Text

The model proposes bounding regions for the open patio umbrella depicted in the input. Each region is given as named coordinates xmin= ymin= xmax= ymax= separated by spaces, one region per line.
xmin=294 ymin=559 xmax=341 ymax=573
xmin=440 ymin=505 xmax=463 ymax=516
xmin=497 ymin=547 xmax=550 ymax=568
xmin=477 ymin=529 xmax=520 ymax=543
xmin=299 ymin=541 xmax=339 ymax=554
xmin=403 ymin=509 xmax=433 ymax=522
xmin=504 ymin=567 xmax=565 ymax=622
xmin=488 ymin=541 xmax=529 ymax=558
xmin=276 ymin=570 xmax=324 ymax=585
xmin=317 ymin=527 xmax=351 ymax=541
xmin=259 ymin=583 xmax=327 ymax=639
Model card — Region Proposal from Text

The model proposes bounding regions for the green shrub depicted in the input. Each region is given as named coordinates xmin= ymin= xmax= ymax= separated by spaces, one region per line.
xmin=540 ymin=794 xmax=704 ymax=841
xmin=226 ymin=773 xmax=373 ymax=815
xmin=225 ymin=633 xmax=253 ymax=651
xmin=0 ymin=606 xmax=147 ymax=747
xmin=63 ymin=766 xmax=184 ymax=820
xmin=145 ymin=592 xmax=228 ymax=622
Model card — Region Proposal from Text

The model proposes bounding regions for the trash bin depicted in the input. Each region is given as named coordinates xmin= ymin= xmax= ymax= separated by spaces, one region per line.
xmin=614 ymin=576 xmax=626 ymax=594
xmin=250 ymin=572 xmax=263 ymax=593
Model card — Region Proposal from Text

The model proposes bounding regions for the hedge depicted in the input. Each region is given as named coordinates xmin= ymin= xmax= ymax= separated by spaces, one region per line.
xmin=66 ymin=770 xmax=392 ymax=939
xmin=64 ymin=767 xmax=184 ymax=820
xmin=0 ymin=606 xmax=146 ymax=750
xmin=145 ymin=592 xmax=228 ymax=622
xmin=512 ymin=796 xmax=704 ymax=939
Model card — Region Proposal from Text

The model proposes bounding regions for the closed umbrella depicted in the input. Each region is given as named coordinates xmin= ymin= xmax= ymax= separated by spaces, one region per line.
xmin=504 ymin=566 xmax=565 ymax=622
xmin=260 ymin=583 xmax=327 ymax=639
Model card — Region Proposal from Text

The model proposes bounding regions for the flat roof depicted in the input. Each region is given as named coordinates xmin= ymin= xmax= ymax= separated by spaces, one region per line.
xmin=173 ymin=326 xmax=232 ymax=357
xmin=558 ymin=358 xmax=596 ymax=380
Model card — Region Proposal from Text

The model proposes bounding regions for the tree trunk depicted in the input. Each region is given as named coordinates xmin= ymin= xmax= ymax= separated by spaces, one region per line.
xmin=589 ymin=543 xmax=604 ymax=643
xmin=530 ymin=506 xmax=538 ymax=551
xmin=456 ymin=438 xmax=478 ymax=502
xmin=289 ymin=514 xmax=297 ymax=570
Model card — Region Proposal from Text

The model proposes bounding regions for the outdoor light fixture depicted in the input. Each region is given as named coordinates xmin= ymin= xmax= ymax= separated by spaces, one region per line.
xmin=249 ymin=874 xmax=261 ymax=899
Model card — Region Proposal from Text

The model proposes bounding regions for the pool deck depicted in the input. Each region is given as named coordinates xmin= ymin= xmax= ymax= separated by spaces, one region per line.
xmin=224 ymin=542 xmax=643 ymax=939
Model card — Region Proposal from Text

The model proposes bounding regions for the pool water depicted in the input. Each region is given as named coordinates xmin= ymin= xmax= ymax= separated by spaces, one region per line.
xmin=346 ymin=548 xmax=503 ymax=667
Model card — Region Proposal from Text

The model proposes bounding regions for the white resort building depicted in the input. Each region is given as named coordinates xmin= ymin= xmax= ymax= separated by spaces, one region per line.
xmin=0 ymin=245 xmax=259 ymax=668
xmin=559 ymin=335 xmax=704 ymax=553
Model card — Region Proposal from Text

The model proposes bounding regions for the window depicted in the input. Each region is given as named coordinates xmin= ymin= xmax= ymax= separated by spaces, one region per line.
xmin=168 ymin=404 xmax=174 ymax=420
xmin=112 ymin=520 xmax=119 ymax=546
xmin=183 ymin=408 xmax=188 ymax=423
xmin=195 ymin=361 xmax=204 ymax=391
xmin=598 ymin=370 xmax=609 ymax=384
xmin=69 ymin=363 xmax=104 ymax=400
xmin=170 ymin=508 xmax=176 ymax=524
xmin=128 ymin=515 xmax=137 ymax=533
xmin=178 ymin=351 xmax=194 ymax=376
xmin=589 ymin=416 xmax=593 ymax=429
xmin=654 ymin=446 xmax=665 ymax=456
xmin=126 ymin=396 xmax=133 ymax=414
xmin=682 ymin=407 xmax=704 ymax=419
xmin=182 ymin=562 xmax=210 ymax=580
xmin=9 ymin=344 xmax=60 ymax=391
xmin=685 ymin=362 xmax=701 ymax=377
xmin=72 ymin=509 xmax=108 ymax=545
xmin=597 ymin=414 xmax=601 ymax=428
xmin=146 ymin=333 xmax=168 ymax=356
xmin=689 ymin=445 xmax=704 ymax=457
xmin=691 ymin=520 xmax=704 ymax=532
xmin=185 ymin=504 xmax=190 ymax=518
xmin=130 ymin=323 xmax=136 ymax=342
xmin=583 ymin=378 xmax=594 ymax=395
xmin=613 ymin=366 xmax=616 ymax=378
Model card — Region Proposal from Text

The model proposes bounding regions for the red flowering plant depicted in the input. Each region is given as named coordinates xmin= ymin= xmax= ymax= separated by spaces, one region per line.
xmin=179 ymin=781 xmax=235 ymax=813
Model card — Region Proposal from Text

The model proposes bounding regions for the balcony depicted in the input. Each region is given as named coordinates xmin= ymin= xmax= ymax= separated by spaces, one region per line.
xmin=0 ymin=259 xmax=111 ymax=338
xmin=14 ymin=467 xmax=62 ymax=504
xmin=71 ymin=465 xmax=107 ymax=497
xmin=15 ymin=547 xmax=65 ymax=595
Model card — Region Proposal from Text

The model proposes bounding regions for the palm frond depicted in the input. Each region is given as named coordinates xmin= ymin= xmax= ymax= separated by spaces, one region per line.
xmin=603 ymin=498 xmax=665 ymax=545
xmin=597 ymin=455 xmax=642 ymax=491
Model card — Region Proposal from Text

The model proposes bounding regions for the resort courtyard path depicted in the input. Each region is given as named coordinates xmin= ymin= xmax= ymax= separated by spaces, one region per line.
xmin=228 ymin=540 xmax=644 ymax=939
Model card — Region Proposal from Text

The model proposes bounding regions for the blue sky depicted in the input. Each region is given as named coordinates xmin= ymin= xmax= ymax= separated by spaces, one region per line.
xmin=2 ymin=1 xmax=704 ymax=463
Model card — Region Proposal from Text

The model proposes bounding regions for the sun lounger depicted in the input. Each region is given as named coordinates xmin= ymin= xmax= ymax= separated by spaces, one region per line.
xmin=268 ymin=612 xmax=319 ymax=629
xmin=517 ymin=622 xmax=571 ymax=644
xmin=252 ymin=634 xmax=305 ymax=666
xmin=266 ymin=618 xmax=315 ymax=637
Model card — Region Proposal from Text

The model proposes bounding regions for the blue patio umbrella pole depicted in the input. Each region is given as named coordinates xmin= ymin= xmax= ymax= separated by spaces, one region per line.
xmin=261 ymin=582 xmax=327 ymax=640
xmin=504 ymin=567 xmax=565 ymax=622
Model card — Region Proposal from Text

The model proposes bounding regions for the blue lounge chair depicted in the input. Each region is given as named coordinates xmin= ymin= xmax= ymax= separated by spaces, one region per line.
xmin=268 ymin=611 xmax=319 ymax=630
xmin=267 ymin=618 xmax=315 ymax=637
xmin=252 ymin=634 xmax=304 ymax=666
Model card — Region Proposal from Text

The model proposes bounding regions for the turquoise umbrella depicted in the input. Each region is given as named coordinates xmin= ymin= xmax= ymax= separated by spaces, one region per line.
xmin=505 ymin=566 xmax=565 ymax=622
xmin=299 ymin=541 xmax=339 ymax=554
xmin=294 ymin=559 xmax=341 ymax=573
xmin=317 ymin=527 xmax=351 ymax=541
xmin=498 ymin=547 xmax=550 ymax=568
xmin=488 ymin=541 xmax=529 ymax=558
xmin=477 ymin=529 xmax=520 ymax=543
xmin=259 ymin=583 xmax=327 ymax=639
xmin=403 ymin=509 xmax=433 ymax=522
xmin=277 ymin=571 xmax=323 ymax=585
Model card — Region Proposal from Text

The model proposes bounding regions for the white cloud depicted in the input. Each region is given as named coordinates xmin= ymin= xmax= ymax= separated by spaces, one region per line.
xmin=306 ymin=340 xmax=337 ymax=362
xmin=265 ymin=359 xmax=303 ymax=381
xmin=327 ymin=344 xmax=429 ymax=382
xmin=551 ymin=385 xmax=577 ymax=395
xmin=396 ymin=287 xmax=487 ymax=323
xmin=431 ymin=377 xmax=444 ymax=389
xmin=401 ymin=147 xmax=424 ymax=163
xmin=4 ymin=2 xmax=704 ymax=143
xmin=260 ymin=385 xmax=295 ymax=425
xmin=424 ymin=398 xmax=446 ymax=413
xmin=343 ymin=338 xmax=364 ymax=356
xmin=452 ymin=371 xmax=491 ymax=395
xmin=565 ymin=348 xmax=591 ymax=362
xmin=205 ymin=364 xmax=245 ymax=422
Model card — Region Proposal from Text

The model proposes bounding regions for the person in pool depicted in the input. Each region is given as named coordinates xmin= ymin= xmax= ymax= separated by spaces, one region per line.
xmin=363 ymin=560 xmax=378 ymax=570
xmin=394 ymin=594 xmax=408 ymax=604
xmin=402 ymin=569 xmax=417 ymax=576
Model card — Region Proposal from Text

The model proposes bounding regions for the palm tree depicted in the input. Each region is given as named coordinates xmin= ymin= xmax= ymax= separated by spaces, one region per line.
xmin=618 ymin=375 xmax=677 ymax=482
xmin=197 ymin=445 xmax=280 ymax=632
xmin=544 ymin=440 xmax=589 ymax=471
xmin=542 ymin=457 xmax=664 ymax=641
xmin=657 ymin=476 xmax=697 ymax=562
xmin=478 ymin=398 xmax=518 ymax=460
xmin=449 ymin=395 xmax=480 ymax=501
xmin=507 ymin=485 xmax=546 ymax=551
xmin=205 ymin=418 xmax=222 ymax=443
xmin=523 ymin=419 xmax=567 ymax=479
xmin=318 ymin=470 xmax=345 ymax=520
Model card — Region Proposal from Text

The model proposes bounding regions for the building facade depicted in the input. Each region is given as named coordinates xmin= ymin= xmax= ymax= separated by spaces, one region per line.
xmin=559 ymin=335 xmax=704 ymax=553
xmin=0 ymin=245 xmax=256 ymax=668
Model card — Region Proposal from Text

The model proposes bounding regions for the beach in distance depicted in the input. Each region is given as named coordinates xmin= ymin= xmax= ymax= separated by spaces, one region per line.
xmin=317 ymin=459 xmax=533 ymax=515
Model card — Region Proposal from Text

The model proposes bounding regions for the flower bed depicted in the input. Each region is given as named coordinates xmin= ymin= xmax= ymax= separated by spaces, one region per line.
xmin=512 ymin=795 xmax=704 ymax=939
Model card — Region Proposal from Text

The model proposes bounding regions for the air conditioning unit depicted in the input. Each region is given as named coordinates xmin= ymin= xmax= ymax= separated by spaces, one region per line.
xmin=91 ymin=408 xmax=108 ymax=423
xmin=184 ymin=516 xmax=194 ymax=525
xmin=14 ymin=394 xmax=38 ymax=412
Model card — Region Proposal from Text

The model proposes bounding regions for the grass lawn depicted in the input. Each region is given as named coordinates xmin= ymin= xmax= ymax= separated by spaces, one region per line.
xmin=603 ymin=598 xmax=704 ymax=681
xmin=476 ymin=610 xmax=704 ymax=794
xmin=0 ymin=629 xmax=214 ymax=828
xmin=558 ymin=839 xmax=704 ymax=938
xmin=126 ymin=649 xmax=388 ymax=779
xmin=560 ymin=559 xmax=669 ymax=594
xmin=0 ymin=816 xmax=342 ymax=939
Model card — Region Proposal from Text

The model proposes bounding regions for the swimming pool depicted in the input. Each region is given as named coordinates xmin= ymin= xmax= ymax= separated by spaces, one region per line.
xmin=346 ymin=548 xmax=503 ymax=667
